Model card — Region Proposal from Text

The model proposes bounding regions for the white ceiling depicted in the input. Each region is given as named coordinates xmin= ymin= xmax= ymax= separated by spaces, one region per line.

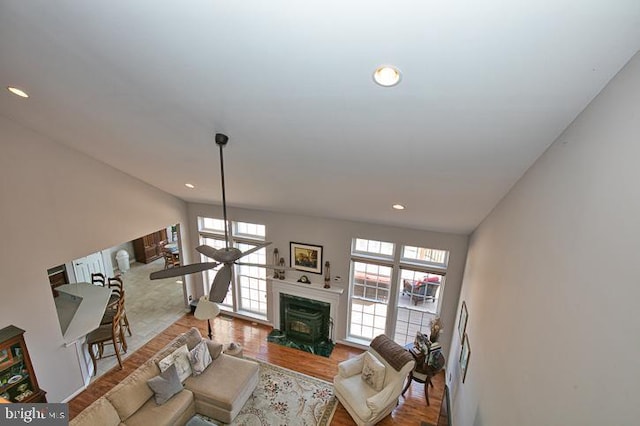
xmin=1 ymin=1 xmax=639 ymax=234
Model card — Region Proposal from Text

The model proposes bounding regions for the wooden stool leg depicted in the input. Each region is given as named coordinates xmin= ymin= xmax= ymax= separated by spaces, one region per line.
xmin=114 ymin=343 xmax=123 ymax=369
xmin=119 ymin=329 xmax=128 ymax=353
xmin=88 ymin=344 xmax=98 ymax=376
xmin=122 ymin=312 xmax=132 ymax=336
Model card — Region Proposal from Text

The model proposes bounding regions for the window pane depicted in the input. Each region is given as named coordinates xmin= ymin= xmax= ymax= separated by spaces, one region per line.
xmin=198 ymin=218 xmax=267 ymax=319
xmin=401 ymin=245 xmax=449 ymax=268
xmin=234 ymin=221 xmax=266 ymax=239
xmin=393 ymin=307 xmax=438 ymax=347
xmin=352 ymin=262 xmax=392 ymax=302
xmin=198 ymin=217 xmax=226 ymax=233
xmin=200 ymin=236 xmax=231 ymax=306
xmin=236 ymin=241 xmax=267 ymax=315
xmin=352 ymin=238 xmax=394 ymax=258
xmin=398 ymin=268 xmax=443 ymax=312
xmin=349 ymin=260 xmax=391 ymax=341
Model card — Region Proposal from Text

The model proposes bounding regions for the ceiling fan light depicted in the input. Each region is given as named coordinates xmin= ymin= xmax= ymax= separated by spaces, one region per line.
xmin=194 ymin=296 xmax=220 ymax=320
xmin=373 ymin=65 xmax=401 ymax=87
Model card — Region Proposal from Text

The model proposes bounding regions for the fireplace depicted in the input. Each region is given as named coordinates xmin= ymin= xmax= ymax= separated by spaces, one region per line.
xmin=281 ymin=294 xmax=331 ymax=344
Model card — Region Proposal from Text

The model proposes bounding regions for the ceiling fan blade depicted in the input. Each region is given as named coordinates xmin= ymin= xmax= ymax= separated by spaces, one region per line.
xmin=149 ymin=262 xmax=220 ymax=280
xmin=208 ymin=264 xmax=233 ymax=302
xmin=235 ymin=262 xmax=295 ymax=270
xmin=240 ymin=241 xmax=272 ymax=258
xmin=196 ymin=245 xmax=219 ymax=259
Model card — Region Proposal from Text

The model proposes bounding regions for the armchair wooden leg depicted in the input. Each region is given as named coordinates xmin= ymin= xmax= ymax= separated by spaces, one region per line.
xmin=401 ymin=372 xmax=413 ymax=397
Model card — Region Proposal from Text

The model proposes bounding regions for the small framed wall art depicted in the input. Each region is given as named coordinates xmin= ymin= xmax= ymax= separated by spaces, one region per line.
xmin=458 ymin=301 xmax=468 ymax=338
xmin=460 ymin=332 xmax=471 ymax=383
xmin=290 ymin=242 xmax=323 ymax=274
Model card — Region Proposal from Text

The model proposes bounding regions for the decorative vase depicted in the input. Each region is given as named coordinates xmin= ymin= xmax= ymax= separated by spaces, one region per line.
xmin=278 ymin=257 xmax=286 ymax=280
xmin=324 ymin=261 xmax=331 ymax=288
xmin=273 ymin=248 xmax=279 ymax=278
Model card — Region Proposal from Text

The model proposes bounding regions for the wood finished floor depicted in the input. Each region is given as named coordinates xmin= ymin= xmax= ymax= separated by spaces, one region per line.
xmin=68 ymin=313 xmax=445 ymax=425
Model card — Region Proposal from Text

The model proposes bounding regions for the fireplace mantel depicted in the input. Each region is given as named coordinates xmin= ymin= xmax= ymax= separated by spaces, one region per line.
xmin=269 ymin=278 xmax=343 ymax=330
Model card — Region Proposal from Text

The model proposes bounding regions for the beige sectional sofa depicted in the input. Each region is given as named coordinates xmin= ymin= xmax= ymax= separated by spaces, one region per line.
xmin=70 ymin=327 xmax=259 ymax=426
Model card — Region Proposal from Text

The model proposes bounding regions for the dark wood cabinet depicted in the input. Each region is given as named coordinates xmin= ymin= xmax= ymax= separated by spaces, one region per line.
xmin=0 ymin=325 xmax=46 ymax=403
xmin=47 ymin=265 xmax=69 ymax=297
xmin=132 ymin=229 xmax=168 ymax=263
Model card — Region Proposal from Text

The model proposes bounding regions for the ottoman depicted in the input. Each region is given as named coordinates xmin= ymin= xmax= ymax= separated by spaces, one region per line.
xmin=184 ymin=353 xmax=259 ymax=424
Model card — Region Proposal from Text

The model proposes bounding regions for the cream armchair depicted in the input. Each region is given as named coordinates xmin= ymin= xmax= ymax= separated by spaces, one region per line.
xmin=334 ymin=335 xmax=415 ymax=426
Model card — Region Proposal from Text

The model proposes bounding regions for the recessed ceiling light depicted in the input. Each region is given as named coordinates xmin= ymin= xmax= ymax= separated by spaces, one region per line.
xmin=392 ymin=204 xmax=405 ymax=210
xmin=185 ymin=183 xmax=195 ymax=189
xmin=373 ymin=65 xmax=401 ymax=87
xmin=7 ymin=86 xmax=29 ymax=98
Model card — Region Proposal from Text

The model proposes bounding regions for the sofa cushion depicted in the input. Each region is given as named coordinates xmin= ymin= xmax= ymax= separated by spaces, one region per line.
xmin=69 ymin=396 xmax=121 ymax=426
xmin=147 ymin=363 xmax=183 ymax=405
xmin=125 ymin=389 xmax=195 ymax=426
xmin=184 ymin=355 xmax=259 ymax=412
xmin=158 ymin=344 xmax=193 ymax=382
xmin=154 ymin=328 xmax=204 ymax=363
xmin=334 ymin=373 xmax=378 ymax=421
xmin=106 ymin=360 xmax=160 ymax=421
xmin=188 ymin=340 xmax=212 ymax=375
xmin=361 ymin=352 xmax=386 ymax=391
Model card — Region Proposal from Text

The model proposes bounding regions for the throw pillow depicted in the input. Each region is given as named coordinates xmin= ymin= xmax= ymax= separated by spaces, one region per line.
xmin=188 ymin=339 xmax=212 ymax=375
xmin=361 ymin=352 xmax=386 ymax=391
xmin=147 ymin=363 xmax=183 ymax=405
xmin=206 ymin=340 xmax=223 ymax=359
xmin=158 ymin=344 xmax=193 ymax=382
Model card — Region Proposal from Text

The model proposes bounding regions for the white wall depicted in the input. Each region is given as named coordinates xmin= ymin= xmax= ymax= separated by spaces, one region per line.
xmin=448 ymin=52 xmax=640 ymax=425
xmin=187 ymin=203 xmax=468 ymax=352
xmin=0 ymin=116 xmax=191 ymax=402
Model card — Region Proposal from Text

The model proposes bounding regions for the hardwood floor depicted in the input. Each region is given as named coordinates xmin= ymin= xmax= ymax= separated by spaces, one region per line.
xmin=68 ymin=313 xmax=445 ymax=425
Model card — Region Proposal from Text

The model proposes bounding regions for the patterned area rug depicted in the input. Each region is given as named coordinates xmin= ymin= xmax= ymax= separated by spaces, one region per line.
xmin=196 ymin=359 xmax=337 ymax=426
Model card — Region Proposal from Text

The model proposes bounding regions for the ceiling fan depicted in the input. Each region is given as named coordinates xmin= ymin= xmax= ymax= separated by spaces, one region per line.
xmin=149 ymin=133 xmax=285 ymax=302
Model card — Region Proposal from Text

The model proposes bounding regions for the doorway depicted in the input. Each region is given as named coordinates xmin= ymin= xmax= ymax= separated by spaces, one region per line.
xmin=72 ymin=252 xmax=107 ymax=283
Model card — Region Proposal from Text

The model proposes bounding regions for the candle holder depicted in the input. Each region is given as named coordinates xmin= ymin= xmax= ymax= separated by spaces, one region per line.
xmin=272 ymin=248 xmax=280 ymax=278
xmin=278 ymin=257 xmax=286 ymax=280
xmin=324 ymin=261 xmax=331 ymax=288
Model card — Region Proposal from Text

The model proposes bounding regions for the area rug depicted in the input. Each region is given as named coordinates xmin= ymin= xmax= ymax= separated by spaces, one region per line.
xmin=196 ymin=358 xmax=338 ymax=426
xmin=267 ymin=329 xmax=335 ymax=357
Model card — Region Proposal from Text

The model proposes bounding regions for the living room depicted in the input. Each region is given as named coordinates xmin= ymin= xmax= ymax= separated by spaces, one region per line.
xmin=2 ymin=2 xmax=640 ymax=425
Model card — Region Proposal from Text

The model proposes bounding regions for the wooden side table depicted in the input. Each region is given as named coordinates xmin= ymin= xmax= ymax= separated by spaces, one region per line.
xmin=402 ymin=343 xmax=445 ymax=406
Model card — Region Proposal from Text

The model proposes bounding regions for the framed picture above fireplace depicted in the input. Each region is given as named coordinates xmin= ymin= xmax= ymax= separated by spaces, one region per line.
xmin=290 ymin=242 xmax=323 ymax=274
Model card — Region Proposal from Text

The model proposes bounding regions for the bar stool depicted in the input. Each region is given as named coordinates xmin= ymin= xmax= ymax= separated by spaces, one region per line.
xmin=91 ymin=272 xmax=106 ymax=286
xmin=87 ymin=298 xmax=126 ymax=375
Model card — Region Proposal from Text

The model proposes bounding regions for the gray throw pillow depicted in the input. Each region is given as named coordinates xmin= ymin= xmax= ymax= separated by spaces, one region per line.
xmin=147 ymin=363 xmax=183 ymax=405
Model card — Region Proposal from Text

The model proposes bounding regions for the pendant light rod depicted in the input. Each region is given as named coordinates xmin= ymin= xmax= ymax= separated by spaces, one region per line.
xmin=215 ymin=133 xmax=230 ymax=250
